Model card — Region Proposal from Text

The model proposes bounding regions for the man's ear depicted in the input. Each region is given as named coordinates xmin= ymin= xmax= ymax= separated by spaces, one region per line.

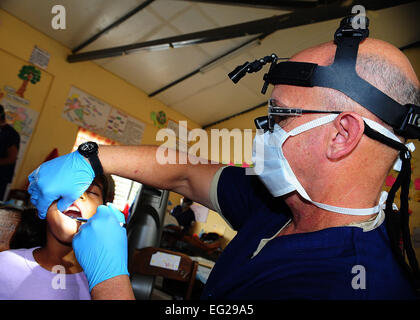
xmin=327 ymin=112 xmax=364 ymax=160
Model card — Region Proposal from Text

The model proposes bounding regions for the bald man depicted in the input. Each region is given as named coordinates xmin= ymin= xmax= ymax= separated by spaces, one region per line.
xmin=28 ymin=35 xmax=419 ymax=299
xmin=268 ymin=38 xmax=419 ymax=233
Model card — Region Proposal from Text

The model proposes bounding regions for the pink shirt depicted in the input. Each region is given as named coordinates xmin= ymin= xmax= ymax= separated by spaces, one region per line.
xmin=0 ymin=248 xmax=90 ymax=300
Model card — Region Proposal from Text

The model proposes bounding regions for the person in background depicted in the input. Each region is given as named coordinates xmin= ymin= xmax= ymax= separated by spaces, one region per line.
xmin=0 ymin=174 xmax=116 ymax=300
xmin=0 ymin=104 xmax=20 ymax=201
xmin=170 ymin=197 xmax=196 ymax=234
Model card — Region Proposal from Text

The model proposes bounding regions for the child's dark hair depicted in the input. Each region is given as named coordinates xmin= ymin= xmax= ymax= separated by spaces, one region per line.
xmin=9 ymin=174 xmax=115 ymax=249
xmin=95 ymin=174 xmax=115 ymax=203
xmin=9 ymin=208 xmax=47 ymax=249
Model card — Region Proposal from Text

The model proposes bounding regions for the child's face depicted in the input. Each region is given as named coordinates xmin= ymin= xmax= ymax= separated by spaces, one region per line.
xmin=46 ymin=180 xmax=104 ymax=244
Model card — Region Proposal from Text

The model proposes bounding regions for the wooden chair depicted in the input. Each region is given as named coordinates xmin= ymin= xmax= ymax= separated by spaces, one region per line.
xmin=128 ymin=247 xmax=199 ymax=300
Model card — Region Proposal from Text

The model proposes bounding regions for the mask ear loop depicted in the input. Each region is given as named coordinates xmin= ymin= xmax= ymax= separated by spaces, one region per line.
xmin=364 ymin=123 xmax=420 ymax=293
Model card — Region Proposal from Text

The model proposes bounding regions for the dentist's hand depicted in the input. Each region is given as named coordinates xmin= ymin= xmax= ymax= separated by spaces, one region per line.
xmin=72 ymin=203 xmax=129 ymax=292
xmin=28 ymin=151 xmax=95 ymax=219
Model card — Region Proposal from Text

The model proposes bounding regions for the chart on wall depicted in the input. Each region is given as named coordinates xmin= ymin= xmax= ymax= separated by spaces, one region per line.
xmin=62 ymin=86 xmax=145 ymax=145
xmin=0 ymin=96 xmax=39 ymax=178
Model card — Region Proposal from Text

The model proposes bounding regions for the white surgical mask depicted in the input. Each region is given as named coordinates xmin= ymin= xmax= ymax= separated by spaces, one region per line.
xmin=251 ymin=114 xmax=411 ymax=215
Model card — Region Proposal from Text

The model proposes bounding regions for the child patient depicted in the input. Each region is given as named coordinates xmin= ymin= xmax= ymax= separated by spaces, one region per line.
xmin=0 ymin=174 xmax=115 ymax=300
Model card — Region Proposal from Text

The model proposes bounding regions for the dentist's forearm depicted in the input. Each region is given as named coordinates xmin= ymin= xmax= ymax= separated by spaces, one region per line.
xmin=98 ymin=145 xmax=190 ymax=190
xmin=91 ymin=275 xmax=135 ymax=300
xmin=97 ymin=145 xmax=222 ymax=210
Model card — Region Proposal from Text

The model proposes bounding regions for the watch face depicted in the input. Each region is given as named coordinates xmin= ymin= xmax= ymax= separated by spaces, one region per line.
xmin=79 ymin=142 xmax=95 ymax=153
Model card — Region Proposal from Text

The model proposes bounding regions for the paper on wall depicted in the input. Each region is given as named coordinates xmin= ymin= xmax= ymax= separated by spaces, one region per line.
xmin=62 ymin=86 xmax=145 ymax=145
xmin=190 ymin=204 xmax=209 ymax=223
xmin=62 ymin=86 xmax=111 ymax=131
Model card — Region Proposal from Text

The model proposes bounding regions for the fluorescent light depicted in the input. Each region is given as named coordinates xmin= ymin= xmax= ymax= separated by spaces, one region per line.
xmin=125 ymin=43 xmax=172 ymax=54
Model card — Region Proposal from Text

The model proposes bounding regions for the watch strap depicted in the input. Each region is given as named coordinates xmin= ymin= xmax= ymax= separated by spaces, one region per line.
xmin=78 ymin=142 xmax=104 ymax=177
xmin=88 ymin=151 xmax=103 ymax=177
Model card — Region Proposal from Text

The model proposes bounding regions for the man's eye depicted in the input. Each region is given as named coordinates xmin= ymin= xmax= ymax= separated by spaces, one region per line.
xmin=87 ymin=191 xmax=99 ymax=196
xmin=274 ymin=115 xmax=292 ymax=127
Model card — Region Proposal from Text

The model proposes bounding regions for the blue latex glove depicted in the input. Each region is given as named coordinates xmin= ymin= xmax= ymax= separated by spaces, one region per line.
xmin=28 ymin=151 xmax=95 ymax=219
xmin=72 ymin=203 xmax=129 ymax=292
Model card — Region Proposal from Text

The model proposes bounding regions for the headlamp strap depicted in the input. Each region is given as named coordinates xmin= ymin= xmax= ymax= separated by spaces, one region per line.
xmin=385 ymin=151 xmax=420 ymax=285
xmin=365 ymin=122 xmax=420 ymax=286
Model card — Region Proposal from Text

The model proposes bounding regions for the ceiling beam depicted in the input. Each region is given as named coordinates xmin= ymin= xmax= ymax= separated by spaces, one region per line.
xmin=400 ymin=40 xmax=420 ymax=51
xmin=148 ymin=32 xmax=275 ymax=97
xmin=67 ymin=0 xmax=414 ymax=63
xmin=176 ymin=0 xmax=321 ymax=10
xmin=71 ymin=0 xmax=155 ymax=54
xmin=67 ymin=12 xmax=288 ymax=62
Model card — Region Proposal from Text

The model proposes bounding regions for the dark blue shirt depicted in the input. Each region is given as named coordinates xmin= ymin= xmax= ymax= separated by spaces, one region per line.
xmin=201 ymin=166 xmax=416 ymax=300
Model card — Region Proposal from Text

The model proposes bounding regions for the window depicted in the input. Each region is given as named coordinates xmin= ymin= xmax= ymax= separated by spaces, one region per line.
xmin=72 ymin=127 xmax=141 ymax=211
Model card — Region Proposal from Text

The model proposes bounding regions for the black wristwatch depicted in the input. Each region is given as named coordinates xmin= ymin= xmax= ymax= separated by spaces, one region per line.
xmin=78 ymin=141 xmax=103 ymax=177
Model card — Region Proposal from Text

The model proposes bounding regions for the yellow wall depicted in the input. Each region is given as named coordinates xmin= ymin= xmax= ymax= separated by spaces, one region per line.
xmin=193 ymin=212 xmax=238 ymax=249
xmin=0 ymin=9 xmax=203 ymax=213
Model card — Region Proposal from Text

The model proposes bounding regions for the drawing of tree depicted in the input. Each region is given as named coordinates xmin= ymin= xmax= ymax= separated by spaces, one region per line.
xmin=16 ymin=65 xmax=41 ymax=98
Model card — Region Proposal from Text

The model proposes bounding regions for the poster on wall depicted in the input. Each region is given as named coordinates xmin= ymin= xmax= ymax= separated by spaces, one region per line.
xmin=0 ymin=97 xmax=39 ymax=181
xmin=62 ymin=86 xmax=145 ymax=145
xmin=62 ymin=86 xmax=111 ymax=131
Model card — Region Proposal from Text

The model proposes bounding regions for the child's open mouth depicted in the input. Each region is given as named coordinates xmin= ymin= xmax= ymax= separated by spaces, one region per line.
xmin=62 ymin=204 xmax=82 ymax=219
